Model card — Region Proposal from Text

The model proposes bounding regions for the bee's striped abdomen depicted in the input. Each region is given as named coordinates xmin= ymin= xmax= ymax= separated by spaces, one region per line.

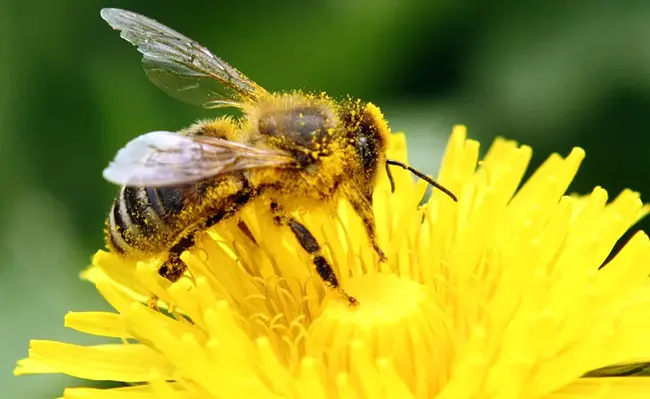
xmin=107 ymin=185 xmax=185 ymax=256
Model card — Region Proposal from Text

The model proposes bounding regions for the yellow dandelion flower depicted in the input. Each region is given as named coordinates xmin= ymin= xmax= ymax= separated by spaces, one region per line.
xmin=14 ymin=126 xmax=650 ymax=398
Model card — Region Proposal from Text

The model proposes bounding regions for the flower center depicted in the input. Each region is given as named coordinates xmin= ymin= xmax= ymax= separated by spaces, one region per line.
xmin=336 ymin=274 xmax=426 ymax=325
xmin=306 ymin=274 xmax=454 ymax=396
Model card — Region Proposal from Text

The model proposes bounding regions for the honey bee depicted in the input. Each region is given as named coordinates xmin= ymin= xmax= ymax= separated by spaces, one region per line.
xmin=100 ymin=8 xmax=457 ymax=306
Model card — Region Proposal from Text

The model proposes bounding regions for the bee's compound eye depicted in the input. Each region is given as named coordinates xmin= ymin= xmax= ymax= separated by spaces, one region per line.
xmin=355 ymin=126 xmax=381 ymax=173
xmin=357 ymin=136 xmax=373 ymax=166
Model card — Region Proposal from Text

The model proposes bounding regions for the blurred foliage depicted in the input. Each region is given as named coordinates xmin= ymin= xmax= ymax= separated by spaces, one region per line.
xmin=586 ymin=362 xmax=650 ymax=377
xmin=3 ymin=0 xmax=650 ymax=396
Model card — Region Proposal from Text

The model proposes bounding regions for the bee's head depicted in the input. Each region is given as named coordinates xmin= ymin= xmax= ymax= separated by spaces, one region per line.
xmin=340 ymin=100 xmax=391 ymax=197
xmin=340 ymin=100 xmax=459 ymax=204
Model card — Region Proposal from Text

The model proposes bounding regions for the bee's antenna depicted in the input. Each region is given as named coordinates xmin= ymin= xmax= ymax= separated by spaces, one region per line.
xmin=385 ymin=159 xmax=458 ymax=202
xmin=385 ymin=162 xmax=396 ymax=193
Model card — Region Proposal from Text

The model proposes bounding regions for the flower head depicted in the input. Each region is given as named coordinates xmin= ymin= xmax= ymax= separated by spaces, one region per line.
xmin=15 ymin=126 xmax=650 ymax=398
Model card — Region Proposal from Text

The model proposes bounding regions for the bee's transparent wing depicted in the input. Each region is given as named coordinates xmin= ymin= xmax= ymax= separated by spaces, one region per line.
xmin=100 ymin=8 xmax=268 ymax=108
xmin=103 ymin=131 xmax=294 ymax=187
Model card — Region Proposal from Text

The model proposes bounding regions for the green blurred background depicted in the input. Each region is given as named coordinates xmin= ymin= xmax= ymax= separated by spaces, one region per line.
xmin=3 ymin=0 xmax=650 ymax=396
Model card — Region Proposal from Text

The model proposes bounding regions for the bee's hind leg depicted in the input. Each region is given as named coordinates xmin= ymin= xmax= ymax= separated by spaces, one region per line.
xmin=149 ymin=234 xmax=196 ymax=311
xmin=159 ymin=234 xmax=195 ymax=282
xmin=151 ymin=182 xmax=255 ymax=311
xmin=270 ymin=201 xmax=359 ymax=307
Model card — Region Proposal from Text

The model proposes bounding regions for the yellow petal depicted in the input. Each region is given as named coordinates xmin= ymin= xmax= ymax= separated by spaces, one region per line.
xmin=64 ymin=312 xmax=132 ymax=339
xmin=16 ymin=340 xmax=174 ymax=382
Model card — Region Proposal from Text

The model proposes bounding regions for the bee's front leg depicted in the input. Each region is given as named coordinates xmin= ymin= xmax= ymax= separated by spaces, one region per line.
xmin=270 ymin=201 xmax=358 ymax=306
xmin=347 ymin=191 xmax=387 ymax=263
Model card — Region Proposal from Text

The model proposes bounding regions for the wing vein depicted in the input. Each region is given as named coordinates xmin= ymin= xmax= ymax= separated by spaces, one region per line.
xmin=103 ymin=131 xmax=294 ymax=187
xmin=100 ymin=8 xmax=268 ymax=108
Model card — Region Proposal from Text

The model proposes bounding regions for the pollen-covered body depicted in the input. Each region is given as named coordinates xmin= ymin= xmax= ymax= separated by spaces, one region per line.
xmin=106 ymin=172 xmax=249 ymax=258
xmin=105 ymin=92 xmax=391 ymax=284
xmin=244 ymin=93 xmax=388 ymax=212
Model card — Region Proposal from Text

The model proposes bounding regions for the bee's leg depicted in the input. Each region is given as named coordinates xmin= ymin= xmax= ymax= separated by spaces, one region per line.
xmin=152 ymin=178 xmax=255 ymax=310
xmin=270 ymin=201 xmax=358 ymax=306
xmin=149 ymin=234 xmax=196 ymax=311
xmin=159 ymin=234 xmax=195 ymax=282
xmin=348 ymin=192 xmax=387 ymax=263
xmin=236 ymin=220 xmax=258 ymax=246
xmin=205 ymin=176 xmax=256 ymax=242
